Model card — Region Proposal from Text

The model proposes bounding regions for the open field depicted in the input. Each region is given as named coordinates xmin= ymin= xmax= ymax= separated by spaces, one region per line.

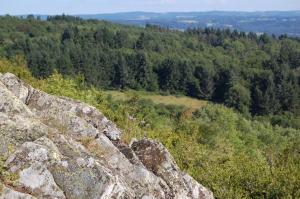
xmin=104 ymin=90 xmax=207 ymax=110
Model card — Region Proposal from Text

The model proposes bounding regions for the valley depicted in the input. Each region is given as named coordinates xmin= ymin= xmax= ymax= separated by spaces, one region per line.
xmin=0 ymin=13 xmax=299 ymax=199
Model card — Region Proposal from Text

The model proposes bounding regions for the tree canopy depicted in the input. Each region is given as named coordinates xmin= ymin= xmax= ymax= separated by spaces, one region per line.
xmin=0 ymin=15 xmax=299 ymax=117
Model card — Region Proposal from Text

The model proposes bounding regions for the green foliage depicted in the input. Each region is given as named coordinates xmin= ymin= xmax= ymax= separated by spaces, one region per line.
xmin=0 ymin=15 xmax=299 ymax=116
xmin=225 ymin=83 xmax=251 ymax=115
xmin=0 ymin=156 xmax=18 ymax=188
xmin=0 ymin=55 xmax=35 ymax=84
xmin=1 ymin=16 xmax=300 ymax=198
xmin=29 ymin=69 xmax=299 ymax=199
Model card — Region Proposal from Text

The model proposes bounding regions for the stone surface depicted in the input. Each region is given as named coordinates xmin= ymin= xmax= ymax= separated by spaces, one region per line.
xmin=0 ymin=186 xmax=37 ymax=199
xmin=0 ymin=73 xmax=214 ymax=199
xmin=0 ymin=73 xmax=34 ymax=104
xmin=131 ymin=139 xmax=214 ymax=199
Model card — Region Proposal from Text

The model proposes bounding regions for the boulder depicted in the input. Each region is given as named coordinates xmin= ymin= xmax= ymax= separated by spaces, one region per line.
xmin=0 ymin=73 xmax=214 ymax=199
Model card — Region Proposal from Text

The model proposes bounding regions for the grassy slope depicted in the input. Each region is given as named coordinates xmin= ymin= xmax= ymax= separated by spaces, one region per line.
xmin=104 ymin=90 xmax=207 ymax=110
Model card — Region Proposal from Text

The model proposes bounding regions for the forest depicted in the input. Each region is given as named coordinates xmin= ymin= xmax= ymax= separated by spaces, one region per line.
xmin=0 ymin=15 xmax=299 ymax=117
xmin=0 ymin=14 xmax=300 ymax=198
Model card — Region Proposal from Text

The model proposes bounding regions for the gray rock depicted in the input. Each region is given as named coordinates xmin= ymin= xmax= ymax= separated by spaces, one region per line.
xmin=0 ymin=81 xmax=33 ymax=117
xmin=0 ymin=73 xmax=214 ymax=199
xmin=0 ymin=113 xmax=48 ymax=157
xmin=18 ymin=163 xmax=65 ymax=199
xmin=0 ymin=186 xmax=37 ymax=199
xmin=4 ymin=138 xmax=65 ymax=199
xmin=50 ymin=162 xmax=135 ymax=199
xmin=131 ymin=138 xmax=214 ymax=199
xmin=183 ymin=174 xmax=214 ymax=199
xmin=0 ymin=73 xmax=34 ymax=104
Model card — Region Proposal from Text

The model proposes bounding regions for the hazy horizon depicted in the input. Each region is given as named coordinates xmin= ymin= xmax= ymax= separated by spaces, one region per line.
xmin=1 ymin=0 xmax=300 ymax=15
xmin=5 ymin=10 xmax=300 ymax=16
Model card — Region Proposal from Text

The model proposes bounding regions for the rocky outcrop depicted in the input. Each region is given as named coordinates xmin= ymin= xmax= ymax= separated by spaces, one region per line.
xmin=0 ymin=72 xmax=214 ymax=199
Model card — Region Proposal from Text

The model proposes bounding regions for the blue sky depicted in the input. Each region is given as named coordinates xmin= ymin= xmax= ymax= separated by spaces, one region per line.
xmin=0 ymin=0 xmax=299 ymax=15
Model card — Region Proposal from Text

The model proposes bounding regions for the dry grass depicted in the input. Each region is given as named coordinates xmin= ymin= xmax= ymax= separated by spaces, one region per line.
xmin=104 ymin=90 xmax=207 ymax=110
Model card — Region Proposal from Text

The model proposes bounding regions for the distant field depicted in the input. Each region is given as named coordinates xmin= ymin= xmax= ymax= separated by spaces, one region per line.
xmin=104 ymin=90 xmax=207 ymax=110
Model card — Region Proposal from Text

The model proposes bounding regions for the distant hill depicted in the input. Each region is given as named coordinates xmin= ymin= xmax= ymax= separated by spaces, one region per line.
xmin=74 ymin=11 xmax=300 ymax=36
xmin=14 ymin=11 xmax=300 ymax=36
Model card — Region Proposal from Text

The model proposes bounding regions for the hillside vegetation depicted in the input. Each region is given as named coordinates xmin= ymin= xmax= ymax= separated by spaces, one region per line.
xmin=1 ymin=58 xmax=299 ymax=199
xmin=0 ymin=15 xmax=299 ymax=117
xmin=104 ymin=90 xmax=207 ymax=110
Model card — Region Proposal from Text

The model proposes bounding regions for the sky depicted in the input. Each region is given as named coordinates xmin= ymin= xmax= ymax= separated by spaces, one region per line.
xmin=0 ymin=0 xmax=300 ymax=15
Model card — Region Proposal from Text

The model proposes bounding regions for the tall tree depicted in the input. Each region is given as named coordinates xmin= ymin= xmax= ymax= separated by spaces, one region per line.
xmin=113 ymin=53 xmax=128 ymax=89
xmin=195 ymin=65 xmax=215 ymax=100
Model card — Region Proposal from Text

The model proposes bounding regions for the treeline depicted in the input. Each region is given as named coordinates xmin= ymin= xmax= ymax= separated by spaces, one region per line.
xmin=0 ymin=15 xmax=299 ymax=115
